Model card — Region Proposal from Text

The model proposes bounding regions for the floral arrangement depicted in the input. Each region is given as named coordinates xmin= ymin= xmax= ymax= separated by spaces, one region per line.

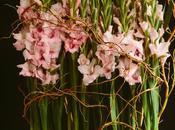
xmin=13 ymin=0 xmax=175 ymax=130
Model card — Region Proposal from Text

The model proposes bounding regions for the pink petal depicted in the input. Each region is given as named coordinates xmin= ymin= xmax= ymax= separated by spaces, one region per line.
xmin=13 ymin=41 xmax=25 ymax=51
xmin=150 ymin=28 xmax=158 ymax=42
xmin=78 ymin=54 xmax=90 ymax=65
xmin=76 ymin=0 xmax=81 ymax=8
xmin=139 ymin=21 xmax=149 ymax=32
xmin=20 ymin=0 xmax=31 ymax=8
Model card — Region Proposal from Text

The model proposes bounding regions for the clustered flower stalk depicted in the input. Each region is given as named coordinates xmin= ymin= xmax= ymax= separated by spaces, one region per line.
xmin=141 ymin=1 xmax=162 ymax=130
xmin=13 ymin=0 xmax=175 ymax=130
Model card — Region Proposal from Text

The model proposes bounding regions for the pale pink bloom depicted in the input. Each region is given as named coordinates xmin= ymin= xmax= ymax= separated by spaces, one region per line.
xmin=82 ymin=65 xmax=102 ymax=85
xmin=15 ymin=2 xmax=66 ymax=85
xmin=139 ymin=21 xmax=149 ymax=32
xmin=149 ymin=41 xmax=170 ymax=64
xmin=96 ymin=45 xmax=114 ymax=63
xmin=150 ymin=27 xmax=158 ymax=42
xmin=127 ymin=66 xmax=141 ymax=85
xmin=41 ymin=28 xmax=62 ymax=58
xmin=17 ymin=62 xmax=37 ymax=77
xmin=78 ymin=64 xmax=92 ymax=75
xmin=76 ymin=0 xmax=81 ymax=8
xmin=14 ymin=41 xmax=25 ymax=51
xmin=117 ymin=57 xmax=141 ymax=85
xmin=159 ymin=27 xmax=165 ymax=38
xmin=102 ymin=58 xmax=116 ymax=79
xmin=78 ymin=54 xmax=90 ymax=65
xmin=50 ymin=3 xmax=66 ymax=17
xmin=62 ymin=0 xmax=67 ymax=8
xmin=64 ymin=39 xmax=82 ymax=53
xmin=42 ymin=72 xmax=59 ymax=85
xmin=33 ymin=41 xmax=53 ymax=69
xmin=18 ymin=61 xmax=59 ymax=84
xmin=121 ymin=30 xmax=135 ymax=44
xmin=20 ymin=0 xmax=31 ymax=8
xmin=49 ymin=40 xmax=62 ymax=58
xmin=30 ymin=27 xmax=43 ymax=42
xmin=62 ymin=30 xmax=88 ymax=53
xmin=96 ymin=26 xmax=124 ymax=59
xmin=35 ymin=68 xmax=45 ymax=81
xmin=17 ymin=6 xmax=39 ymax=21
xmin=122 ymin=40 xmax=144 ymax=61
xmin=96 ymin=45 xmax=117 ymax=79
xmin=78 ymin=56 xmax=102 ymax=85
xmin=121 ymin=31 xmax=144 ymax=60
xmin=113 ymin=17 xmax=121 ymax=26
xmin=102 ymin=25 xmax=124 ymax=47
xmin=96 ymin=27 xmax=122 ymax=79
xmin=13 ymin=32 xmax=23 ymax=40
xmin=13 ymin=32 xmax=25 ymax=51
xmin=156 ymin=4 xmax=164 ymax=20
xmin=103 ymin=26 xmax=114 ymax=42
xmin=25 ymin=29 xmax=35 ymax=43
xmin=146 ymin=5 xmax=152 ymax=16
xmin=78 ymin=55 xmax=93 ymax=75
xmin=23 ymin=49 xmax=33 ymax=60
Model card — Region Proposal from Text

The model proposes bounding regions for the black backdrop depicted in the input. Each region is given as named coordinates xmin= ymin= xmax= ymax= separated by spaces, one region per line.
xmin=0 ymin=0 xmax=174 ymax=130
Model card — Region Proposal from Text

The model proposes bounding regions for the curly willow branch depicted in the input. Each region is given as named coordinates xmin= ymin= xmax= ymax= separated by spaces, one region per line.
xmin=23 ymin=89 xmax=108 ymax=117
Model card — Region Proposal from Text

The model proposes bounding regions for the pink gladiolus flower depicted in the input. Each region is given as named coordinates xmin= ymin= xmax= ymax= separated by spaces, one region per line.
xmin=149 ymin=41 xmax=170 ymax=64
xmin=13 ymin=32 xmax=25 ymax=51
xmin=159 ymin=27 xmax=165 ymax=38
xmin=117 ymin=57 xmax=141 ymax=85
xmin=102 ymin=58 xmax=116 ymax=79
xmin=96 ymin=45 xmax=117 ymax=79
xmin=50 ymin=3 xmax=66 ymax=17
xmin=103 ymin=26 xmax=114 ymax=42
xmin=19 ymin=0 xmax=31 ymax=8
xmin=139 ymin=21 xmax=149 ymax=32
xmin=78 ymin=55 xmax=102 ymax=85
xmin=156 ymin=4 xmax=164 ymax=20
xmin=42 ymin=72 xmax=59 ymax=85
xmin=78 ymin=54 xmax=90 ymax=65
xmin=82 ymin=65 xmax=102 ymax=85
xmin=121 ymin=31 xmax=144 ymax=61
xmin=17 ymin=62 xmax=36 ymax=77
xmin=150 ymin=27 xmax=158 ymax=42
xmin=61 ymin=27 xmax=88 ymax=53
xmin=62 ymin=0 xmax=67 ymax=8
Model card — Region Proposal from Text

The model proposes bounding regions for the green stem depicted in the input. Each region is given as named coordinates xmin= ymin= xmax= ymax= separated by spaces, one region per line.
xmin=130 ymin=86 xmax=136 ymax=130
xmin=146 ymin=55 xmax=159 ymax=130
xmin=39 ymin=97 xmax=48 ymax=130
xmin=141 ymin=70 xmax=151 ymax=130
xmin=53 ymin=51 xmax=66 ymax=130
xmin=71 ymin=53 xmax=79 ymax=130
xmin=28 ymin=78 xmax=41 ymax=130
xmin=81 ymin=85 xmax=89 ymax=130
xmin=110 ymin=80 xmax=118 ymax=130
xmin=68 ymin=113 xmax=72 ymax=130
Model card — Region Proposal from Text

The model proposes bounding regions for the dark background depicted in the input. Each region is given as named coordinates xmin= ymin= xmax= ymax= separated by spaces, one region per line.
xmin=0 ymin=0 xmax=174 ymax=130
